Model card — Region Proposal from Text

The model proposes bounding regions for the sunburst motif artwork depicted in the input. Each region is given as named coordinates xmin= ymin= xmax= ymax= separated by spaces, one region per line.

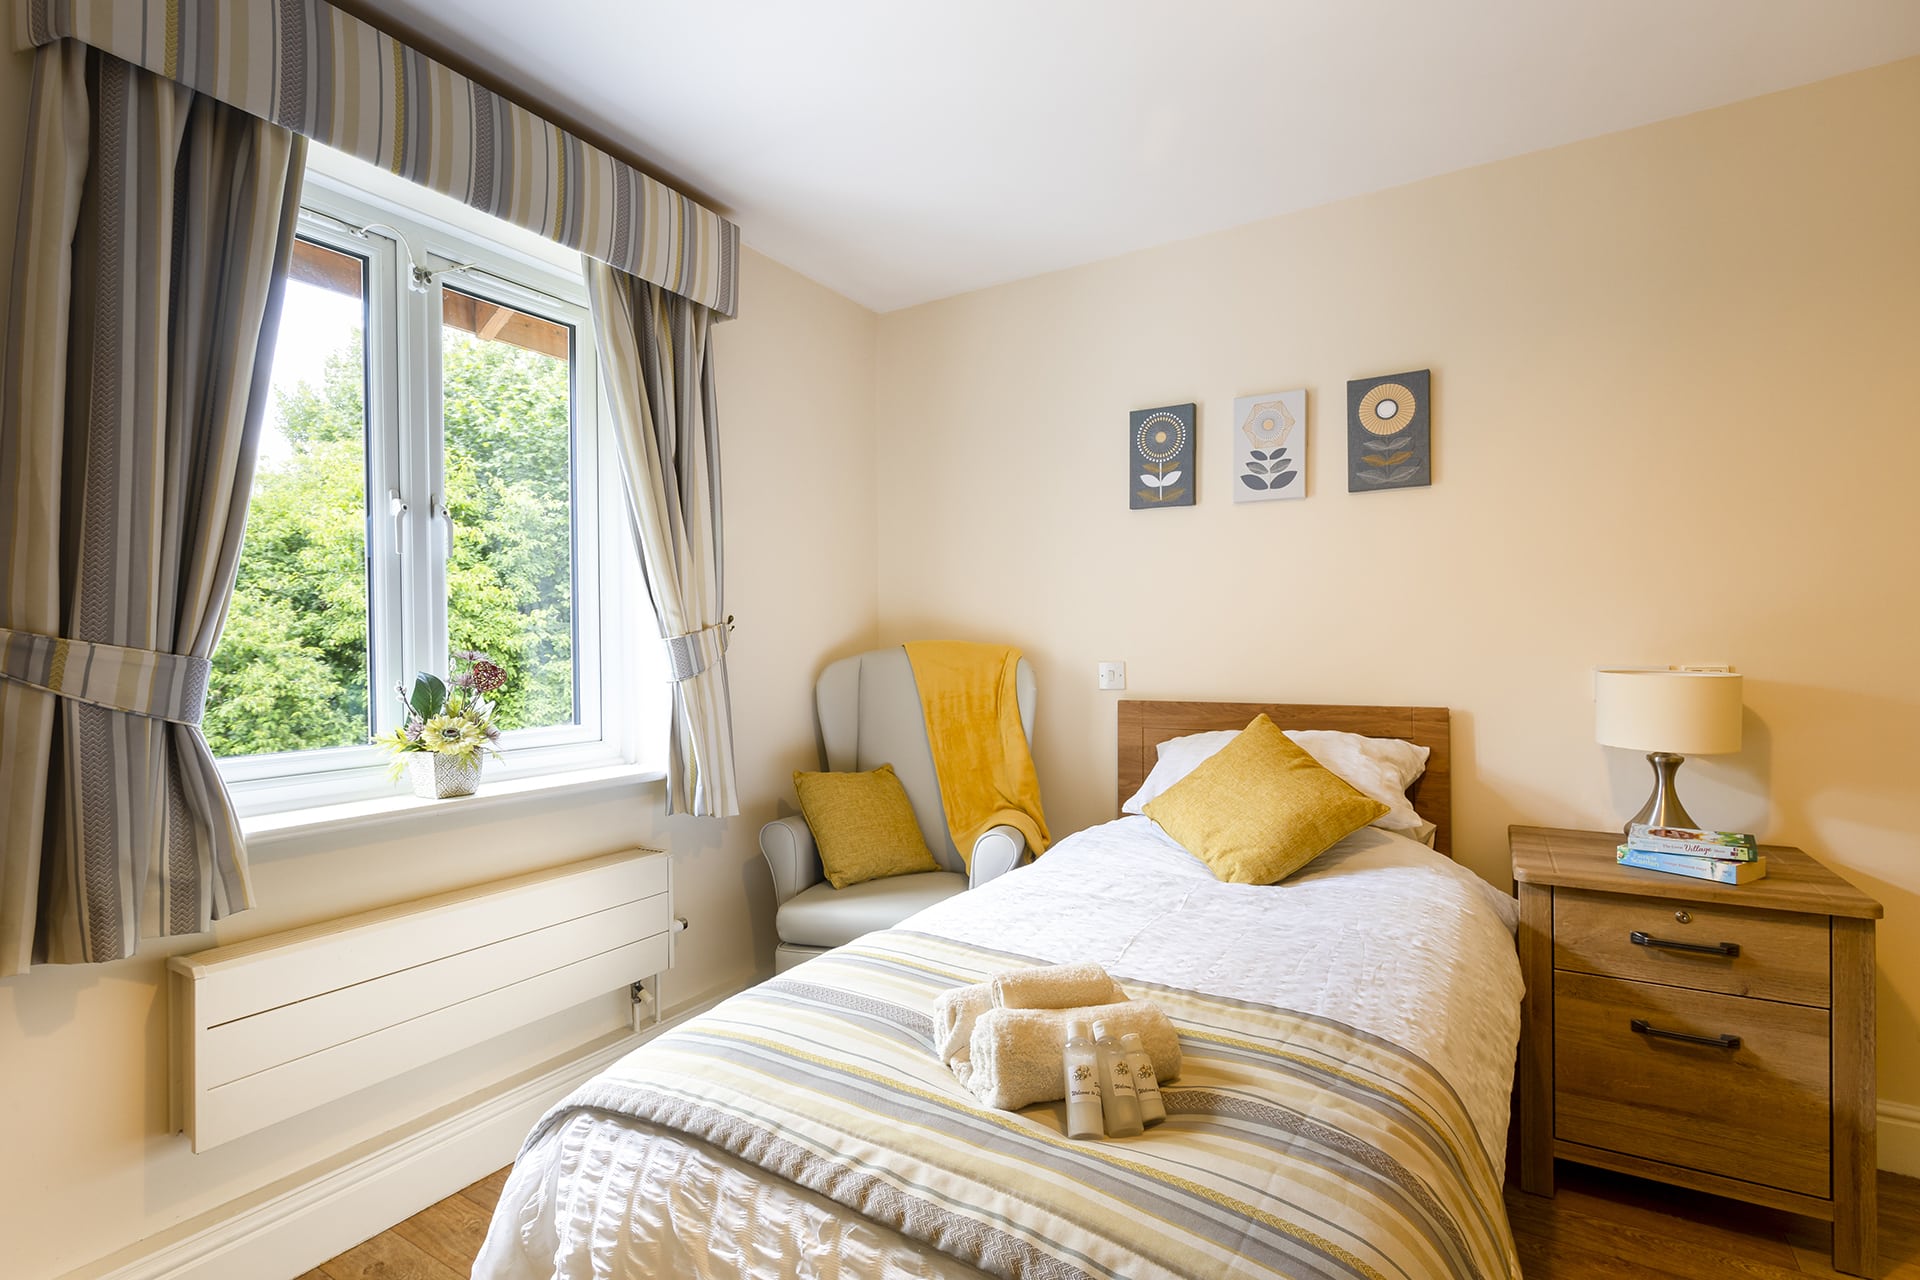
xmin=1347 ymin=369 xmax=1431 ymax=491
xmin=1129 ymin=403 xmax=1196 ymax=509
xmin=1233 ymin=390 xmax=1306 ymax=503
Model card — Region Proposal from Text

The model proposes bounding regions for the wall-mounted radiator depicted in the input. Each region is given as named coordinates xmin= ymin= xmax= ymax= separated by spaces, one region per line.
xmin=170 ymin=848 xmax=670 ymax=1152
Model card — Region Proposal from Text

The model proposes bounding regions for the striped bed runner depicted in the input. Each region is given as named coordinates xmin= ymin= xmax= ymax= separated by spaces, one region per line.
xmin=534 ymin=932 xmax=1521 ymax=1280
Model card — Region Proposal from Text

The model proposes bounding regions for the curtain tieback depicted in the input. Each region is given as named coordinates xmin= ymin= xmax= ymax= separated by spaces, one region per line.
xmin=0 ymin=627 xmax=212 ymax=726
xmin=664 ymin=617 xmax=734 ymax=682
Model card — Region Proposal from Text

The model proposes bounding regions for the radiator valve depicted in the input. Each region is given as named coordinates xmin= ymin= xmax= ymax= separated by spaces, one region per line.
xmin=629 ymin=978 xmax=658 ymax=1032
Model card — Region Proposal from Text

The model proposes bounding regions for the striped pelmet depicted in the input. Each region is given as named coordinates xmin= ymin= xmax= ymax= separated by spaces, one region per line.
xmin=531 ymin=932 xmax=1521 ymax=1280
xmin=16 ymin=0 xmax=740 ymax=318
xmin=0 ymin=41 xmax=302 ymax=974
xmin=586 ymin=260 xmax=738 ymax=818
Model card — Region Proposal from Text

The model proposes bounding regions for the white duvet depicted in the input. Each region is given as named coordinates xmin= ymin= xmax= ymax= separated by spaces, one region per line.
xmin=475 ymin=818 xmax=1523 ymax=1280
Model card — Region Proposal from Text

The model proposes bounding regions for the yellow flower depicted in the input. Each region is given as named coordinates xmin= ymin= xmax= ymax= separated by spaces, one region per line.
xmin=420 ymin=715 xmax=487 ymax=756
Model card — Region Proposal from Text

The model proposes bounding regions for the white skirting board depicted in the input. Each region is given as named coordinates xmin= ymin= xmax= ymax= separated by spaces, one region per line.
xmin=63 ymin=985 xmax=741 ymax=1280
xmin=1883 ymin=1099 xmax=1920 ymax=1179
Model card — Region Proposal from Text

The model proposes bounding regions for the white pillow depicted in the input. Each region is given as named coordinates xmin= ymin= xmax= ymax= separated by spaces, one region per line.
xmin=1122 ymin=731 xmax=1237 ymax=815
xmin=1123 ymin=726 xmax=1432 ymax=838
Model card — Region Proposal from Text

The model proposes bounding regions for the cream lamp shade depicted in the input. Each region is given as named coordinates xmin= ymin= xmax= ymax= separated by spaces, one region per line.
xmin=1595 ymin=669 xmax=1743 ymax=833
xmin=1594 ymin=670 xmax=1744 ymax=755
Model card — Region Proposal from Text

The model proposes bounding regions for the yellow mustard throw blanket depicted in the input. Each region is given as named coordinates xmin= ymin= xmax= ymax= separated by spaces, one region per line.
xmin=902 ymin=641 xmax=1051 ymax=868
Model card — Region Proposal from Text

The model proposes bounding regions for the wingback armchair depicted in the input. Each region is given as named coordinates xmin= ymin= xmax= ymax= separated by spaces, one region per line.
xmin=760 ymin=646 xmax=1038 ymax=972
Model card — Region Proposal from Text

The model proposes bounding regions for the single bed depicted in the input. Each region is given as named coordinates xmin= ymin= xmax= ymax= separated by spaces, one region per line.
xmin=475 ymin=700 xmax=1524 ymax=1280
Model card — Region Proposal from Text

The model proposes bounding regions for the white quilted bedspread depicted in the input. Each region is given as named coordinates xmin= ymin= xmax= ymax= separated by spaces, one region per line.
xmin=474 ymin=818 xmax=1523 ymax=1280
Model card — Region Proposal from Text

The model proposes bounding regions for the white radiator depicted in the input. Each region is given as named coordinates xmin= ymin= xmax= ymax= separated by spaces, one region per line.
xmin=169 ymin=848 xmax=671 ymax=1152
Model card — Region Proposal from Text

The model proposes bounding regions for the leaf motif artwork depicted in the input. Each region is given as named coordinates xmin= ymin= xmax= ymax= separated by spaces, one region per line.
xmin=1233 ymin=390 xmax=1307 ymax=503
xmin=1347 ymin=369 xmax=1432 ymax=492
xmin=1129 ymin=404 xmax=1197 ymax=509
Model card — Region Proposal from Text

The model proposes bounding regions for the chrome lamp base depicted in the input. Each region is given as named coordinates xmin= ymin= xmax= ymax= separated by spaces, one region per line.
xmin=1624 ymin=751 xmax=1697 ymax=836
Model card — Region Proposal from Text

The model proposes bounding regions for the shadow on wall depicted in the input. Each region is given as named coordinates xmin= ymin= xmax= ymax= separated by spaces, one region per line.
xmin=1739 ymin=679 xmax=1920 ymax=862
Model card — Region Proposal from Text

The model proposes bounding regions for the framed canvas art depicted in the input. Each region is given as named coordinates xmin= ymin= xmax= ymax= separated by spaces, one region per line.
xmin=1347 ymin=369 xmax=1430 ymax=491
xmin=1233 ymin=390 xmax=1305 ymax=502
xmin=1129 ymin=403 xmax=1195 ymax=508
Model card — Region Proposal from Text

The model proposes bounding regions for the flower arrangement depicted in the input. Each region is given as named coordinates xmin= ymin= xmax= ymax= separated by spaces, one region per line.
xmin=375 ymin=650 xmax=507 ymax=791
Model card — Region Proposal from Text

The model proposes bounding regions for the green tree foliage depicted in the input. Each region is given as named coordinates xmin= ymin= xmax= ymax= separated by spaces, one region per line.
xmin=441 ymin=327 xmax=575 ymax=733
xmin=204 ymin=319 xmax=576 ymax=759
xmin=204 ymin=336 xmax=371 ymax=757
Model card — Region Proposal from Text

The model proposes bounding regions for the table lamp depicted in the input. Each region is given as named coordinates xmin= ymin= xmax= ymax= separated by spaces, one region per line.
xmin=1594 ymin=669 xmax=1743 ymax=834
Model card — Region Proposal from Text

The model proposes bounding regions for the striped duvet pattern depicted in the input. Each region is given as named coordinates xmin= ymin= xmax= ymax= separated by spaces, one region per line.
xmin=17 ymin=0 xmax=740 ymax=316
xmin=535 ymin=932 xmax=1521 ymax=1280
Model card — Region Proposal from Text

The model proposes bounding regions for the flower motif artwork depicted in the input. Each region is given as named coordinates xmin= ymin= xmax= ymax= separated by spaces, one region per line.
xmin=1233 ymin=390 xmax=1306 ymax=503
xmin=1129 ymin=403 xmax=1196 ymax=509
xmin=1347 ymin=369 xmax=1432 ymax=491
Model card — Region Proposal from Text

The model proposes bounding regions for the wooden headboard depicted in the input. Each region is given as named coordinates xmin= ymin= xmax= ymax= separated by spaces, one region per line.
xmin=1116 ymin=700 xmax=1454 ymax=858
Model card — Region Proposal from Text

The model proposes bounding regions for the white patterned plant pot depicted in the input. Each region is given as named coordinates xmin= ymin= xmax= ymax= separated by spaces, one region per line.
xmin=408 ymin=751 xmax=482 ymax=799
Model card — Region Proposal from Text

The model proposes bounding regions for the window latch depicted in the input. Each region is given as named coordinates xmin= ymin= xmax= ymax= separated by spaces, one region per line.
xmin=388 ymin=489 xmax=409 ymax=554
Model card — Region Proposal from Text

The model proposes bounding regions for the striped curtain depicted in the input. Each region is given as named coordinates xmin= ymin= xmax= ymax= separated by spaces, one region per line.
xmin=0 ymin=42 xmax=305 ymax=975
xmin=585 ymin=261 xmax=739 ymax=818
xmin=16 ymin=0 xmax=740 ymax=318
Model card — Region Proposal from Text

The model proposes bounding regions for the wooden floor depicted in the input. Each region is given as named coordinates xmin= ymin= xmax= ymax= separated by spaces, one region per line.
xmin=313 ymin=1162 xmax=1920 ymax=1278
xmin=1508 ymin=1166 xmax=1920 ymax=1279
xmin=300 ymin=1166 xmax=507 ymax=1280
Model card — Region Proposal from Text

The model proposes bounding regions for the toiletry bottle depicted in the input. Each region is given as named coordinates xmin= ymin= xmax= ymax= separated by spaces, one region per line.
xmin=1091 ymin=1019 xmax=1143 ymax=1137
xmin=1063 ymin=1020 xmax=1104 ymax=1139
xmin=1120 ymin=1031 xmax=1165 ymax=1126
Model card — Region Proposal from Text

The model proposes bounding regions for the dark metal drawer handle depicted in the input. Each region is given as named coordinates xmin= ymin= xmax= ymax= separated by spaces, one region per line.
xmin=1629 ymin=930 xmax=1739 ymax=958
xmin=1631 ymin=1018 xmax=1741 ymax=1050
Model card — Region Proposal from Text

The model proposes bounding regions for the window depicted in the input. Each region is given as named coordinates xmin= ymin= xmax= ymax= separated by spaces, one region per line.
xmin=210 ymin=165 xmax=646 ymax=814
xmin=206 ymin=238 xmax=375 ymax=758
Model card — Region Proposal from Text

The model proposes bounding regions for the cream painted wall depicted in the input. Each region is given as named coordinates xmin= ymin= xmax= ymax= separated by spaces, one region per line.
xmin=3 ymin=30 xmax=1916 ymax=1277
xmin=875 ymin=60 xmax=1920 ymax=1114
xmin=0 ymin=36 xmax=879 ymax=1275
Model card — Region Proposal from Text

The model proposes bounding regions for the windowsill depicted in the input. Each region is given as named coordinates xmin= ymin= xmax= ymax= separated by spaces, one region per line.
xmin=242 ymin=763 xmax=664 ymax=858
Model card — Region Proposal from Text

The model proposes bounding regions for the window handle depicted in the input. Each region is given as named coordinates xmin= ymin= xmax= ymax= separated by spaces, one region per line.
xmin=431 ymin=495 xmax=453 ymax=557
xmin=388 ymin=489 xmax=409 ymax=554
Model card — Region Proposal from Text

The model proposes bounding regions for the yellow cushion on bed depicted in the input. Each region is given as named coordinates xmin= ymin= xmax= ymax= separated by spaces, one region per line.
xmin=794 ymin=764 xmax=943 ymax=889
xmin=1143 ymin=714 xmax=1389 ymax=885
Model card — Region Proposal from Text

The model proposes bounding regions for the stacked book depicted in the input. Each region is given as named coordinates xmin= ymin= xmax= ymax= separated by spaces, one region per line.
xmin=1617 ymin=823 xmax=1767 ymax=884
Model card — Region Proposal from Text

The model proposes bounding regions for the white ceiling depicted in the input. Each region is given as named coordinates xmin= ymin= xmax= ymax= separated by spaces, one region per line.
xmin=365 ymin=1 xmax=1920 ymax=312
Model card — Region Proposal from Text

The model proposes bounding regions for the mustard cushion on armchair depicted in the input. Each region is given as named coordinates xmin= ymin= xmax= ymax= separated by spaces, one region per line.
xmin=793 ymin=764 xmax=942 ymax=889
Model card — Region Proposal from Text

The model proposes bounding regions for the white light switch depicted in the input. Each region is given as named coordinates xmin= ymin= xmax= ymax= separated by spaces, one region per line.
xmin=1097 ymin=661 xmax=1126 ymax=691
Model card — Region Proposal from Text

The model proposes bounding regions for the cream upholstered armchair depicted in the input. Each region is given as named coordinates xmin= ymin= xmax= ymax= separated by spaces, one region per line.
xmin=760 ymin=647 xmax=1038 ymax=972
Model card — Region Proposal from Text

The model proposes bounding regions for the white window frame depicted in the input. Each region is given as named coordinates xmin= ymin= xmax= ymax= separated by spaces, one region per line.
xmin=219 ymin=172 xmax=646 ymax=817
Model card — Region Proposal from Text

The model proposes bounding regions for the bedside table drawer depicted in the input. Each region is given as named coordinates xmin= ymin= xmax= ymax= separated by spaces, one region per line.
xmin=1554 ymin=971 xmax=1831 ymax=1197
xmin=1553 ymin=888 xmax=1830 ymax=1006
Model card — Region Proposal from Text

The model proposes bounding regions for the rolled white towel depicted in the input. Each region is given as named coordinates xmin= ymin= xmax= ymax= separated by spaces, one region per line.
xmin=991 ymin=962 xmax=1123 ymax=1011
xmin=964 ymin=1001 xmax=1182 ymax=1112
xmin=932 ymin=981 xmax=995 ymax=1066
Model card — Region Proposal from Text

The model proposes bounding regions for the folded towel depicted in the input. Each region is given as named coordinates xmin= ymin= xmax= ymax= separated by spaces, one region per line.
xmin=991 ymin=962 xmax=1122 ymax=1011
xmin=962 ymin=1001 xmax=1182 ymax=1112
xmin=932 ymin=982 xmax=996 ymax=1065
xmin=934 ymin=962 xmax=1124 ymax=1069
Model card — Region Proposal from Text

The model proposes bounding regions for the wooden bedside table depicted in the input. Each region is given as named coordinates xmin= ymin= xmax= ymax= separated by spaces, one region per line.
xmin=1512 ymin=825 xmax=1884 ymax=1277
